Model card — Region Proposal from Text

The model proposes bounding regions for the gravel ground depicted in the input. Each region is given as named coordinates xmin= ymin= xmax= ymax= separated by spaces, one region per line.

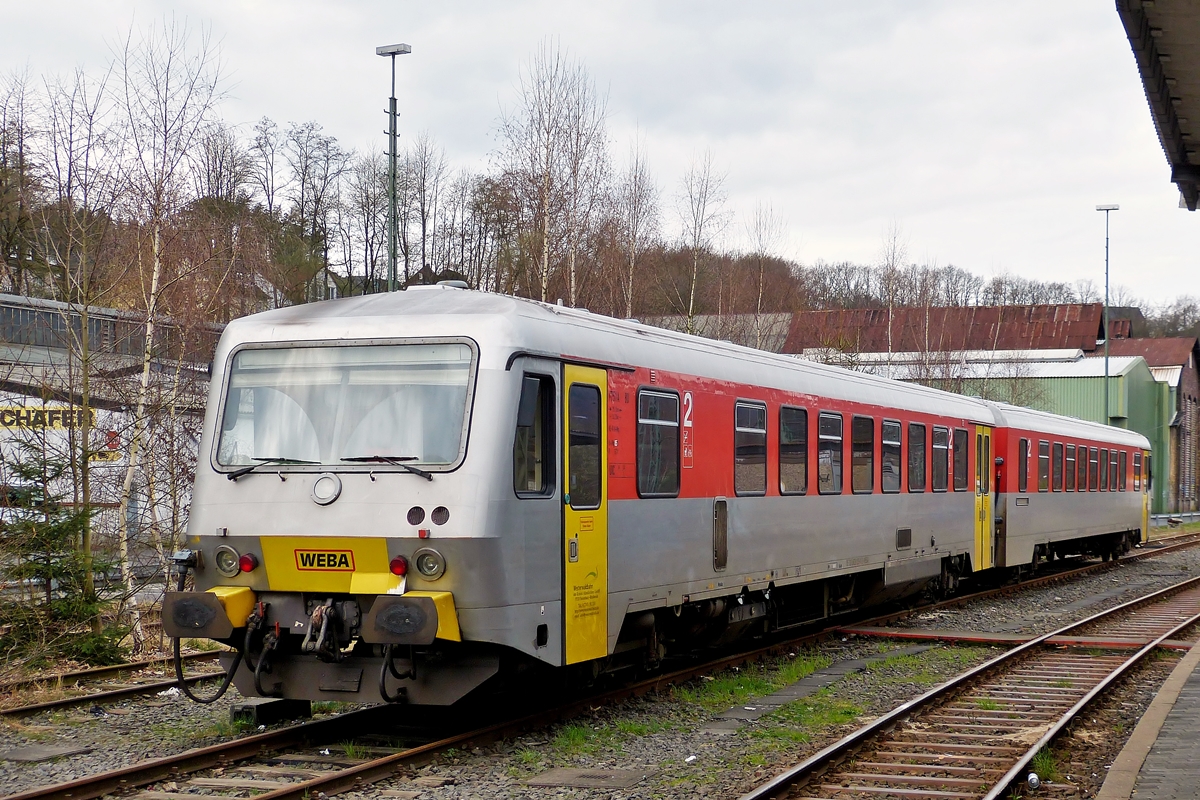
xmin=895 ymin=544 xmax=1200 ymax=636
xmin=2 ymin=544 xmax=1197 ymax=798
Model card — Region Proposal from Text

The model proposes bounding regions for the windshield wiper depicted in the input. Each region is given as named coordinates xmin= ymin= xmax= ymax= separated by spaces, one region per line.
xmin=227 ymin=457 xmax=319 ymax=482
xmin=341 ymin=455 xmax=433 ymax=481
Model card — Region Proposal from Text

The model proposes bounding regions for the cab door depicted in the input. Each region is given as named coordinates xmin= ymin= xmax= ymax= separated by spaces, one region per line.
xmin=974 ymin=426 xmax=994 ymax=571
xmin=562 ymin=365 xmax=608 ymax=664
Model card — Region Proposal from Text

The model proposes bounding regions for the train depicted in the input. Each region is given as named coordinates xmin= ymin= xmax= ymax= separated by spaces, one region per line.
xmin=163 ymin=286 xmax=1151 ymax=705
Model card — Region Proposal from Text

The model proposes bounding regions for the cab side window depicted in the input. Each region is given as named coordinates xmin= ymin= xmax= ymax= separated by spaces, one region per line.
xmin=734 ymin=402 xmax=767 ymax=495
xmin=818 ymin=413 xmax=843 ymax=494
xmin=780 ymin=406 xmax=808 ymax=495
xmin=513 ymin=375 xmax=555 ymax=496
xmin=882 ymin=421 xmax=902 ymax=493
xmin=908 ymin=423 xmax=926 ymax=492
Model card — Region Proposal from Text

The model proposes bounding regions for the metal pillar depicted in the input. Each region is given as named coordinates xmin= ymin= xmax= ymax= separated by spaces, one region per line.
xmin=1096 ymin=204 xmax=1119 ymax=425
xmin=376 ymin=43 xmax=410 ymax=293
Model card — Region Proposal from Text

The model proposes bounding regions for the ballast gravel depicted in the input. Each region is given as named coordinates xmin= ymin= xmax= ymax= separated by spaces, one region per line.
xmin=0 ymin=542 xmax=1196 ymax=798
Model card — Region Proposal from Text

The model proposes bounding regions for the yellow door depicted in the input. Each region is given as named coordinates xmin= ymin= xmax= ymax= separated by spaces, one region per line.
xmin=974 ymin=426 xmax=993 ymax=571
xmin=562 ymin=365 xmax=608 ymax=664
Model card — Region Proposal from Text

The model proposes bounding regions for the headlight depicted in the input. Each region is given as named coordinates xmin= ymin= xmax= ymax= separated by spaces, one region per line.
xmin=214 ymin=545 xmax=241 ymax=577
xmin=413 ymin=547 xmax=446 ymax=580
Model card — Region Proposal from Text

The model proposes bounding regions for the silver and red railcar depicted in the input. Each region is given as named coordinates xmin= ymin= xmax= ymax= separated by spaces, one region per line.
xmin=163 ymin=287 xmax=1150 ymax=704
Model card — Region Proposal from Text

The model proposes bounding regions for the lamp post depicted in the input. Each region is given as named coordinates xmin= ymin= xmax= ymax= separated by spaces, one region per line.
xmin=1096 ymin=203 xmax=1119 ymax=426
xmin=376 ymin=43 xmax=411 ymax=292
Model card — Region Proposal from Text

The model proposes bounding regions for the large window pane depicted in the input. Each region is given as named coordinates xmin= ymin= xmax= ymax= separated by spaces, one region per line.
xmin=908 ymin=423 xmax=926 ymax=492
xmin=953 ymin=428 xmax=969 ymax=491
xmin=932 ymin=427 xmax=949 ymax=491
xmin=1100 ymin=448 xmax=1109 ymax=491
xmin=1079 ymin=445 xmax=1089 ymax=491
xmin=568 ymin=384 xmax=601 ymax=508
xmin=1065 ymin=444 xmax=1076 ymax=491
xmin=218 ymin=343 xmax=474 ymax=468
xmin=637 ymin=391 xmax=680 ymax=497
xmin=1052 ymin=443 xmax=1063 ymax=491
xmin=882 ymin=421 xmax=902 ymax=493
xmin=1089 ymin=447 xmax=1099 ymax=490
xmin=818 ymin=413 xmax=843 ymax=494
xmin=1109 ymin=450 xmax=1119 ymax=491
xmin=1119 ymin=450 xmax=1127 ymax=491
xmin=780 ymin=407 xmax=808 ymax=495
xmin=1018 ymin=439 xmax=1029 ymax=493
xmin=1038 ymin=440 xmax=1050 ymax=492
xmin=735 ymin=402 xmax=767 ymax=495
xmin=851 ymin=416 xmax=874 ymax=494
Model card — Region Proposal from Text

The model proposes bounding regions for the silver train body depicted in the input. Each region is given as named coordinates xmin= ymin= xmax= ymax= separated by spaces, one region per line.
xmin=163 ymin=287 xmax=1151 ymax=704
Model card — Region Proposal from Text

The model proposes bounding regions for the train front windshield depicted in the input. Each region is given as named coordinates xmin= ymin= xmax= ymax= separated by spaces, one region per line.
xmin=216 ymin=342 xmax=474 ymax=468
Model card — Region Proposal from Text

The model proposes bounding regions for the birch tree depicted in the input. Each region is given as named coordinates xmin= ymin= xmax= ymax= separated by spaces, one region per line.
xmin=678 ymin=150 xmax=727 ymax=334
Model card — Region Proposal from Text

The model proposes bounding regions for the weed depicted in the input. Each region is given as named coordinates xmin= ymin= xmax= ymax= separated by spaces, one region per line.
xmin=1031 ymin=747 xmax=1061 ymax=782
xmin=676 ymin=650 xmax=831 ymax=712
xmin=615 ymin=719 xmax=672 ymax=737
xmin=339 ymin=741 xmax=369 ymax=760
xmin=753 ymin=688 xmax=862 ymax=746
xmin=975 ymin=698 xmax=1000 ymax=711
xmin=550 ymin=723 xmax=618 ymax=756
xmin=184 ymin=638 xmax=223 ymax=652
xmin=1051 ymin=678 xmax=1074 ymax=689
xmin=517 ymin=748 xmax=541 ymax=766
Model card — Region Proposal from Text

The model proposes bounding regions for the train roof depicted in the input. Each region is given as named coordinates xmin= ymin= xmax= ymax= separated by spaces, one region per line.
xmin=219 ymin=287 xmax=998 ymax=424
xmin=984 ymin=401 xmax=1150 ymax=449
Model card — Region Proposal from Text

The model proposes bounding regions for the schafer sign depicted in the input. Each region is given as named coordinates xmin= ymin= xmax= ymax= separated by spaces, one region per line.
xmin=0 ymin=407 xmax=96 ymax=429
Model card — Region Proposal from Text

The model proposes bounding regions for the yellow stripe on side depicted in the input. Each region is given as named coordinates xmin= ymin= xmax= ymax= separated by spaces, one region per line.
xmin=404 ymin=591 xmax=461 ymax=641
xmin=207 ymin=585 xmax=256 ymax=628
xmin=259 ymin=537 xmax=401 ymax=594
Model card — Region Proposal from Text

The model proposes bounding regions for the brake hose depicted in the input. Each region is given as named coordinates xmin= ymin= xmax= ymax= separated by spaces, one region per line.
xmin=171 ymin=569 xmax=243 ymax=704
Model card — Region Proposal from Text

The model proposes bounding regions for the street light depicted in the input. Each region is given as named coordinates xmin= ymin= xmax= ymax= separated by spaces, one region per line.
xmin=377 ymin=43 xmax=411 ymax=293
xmin=1096 ymin=203 xmax=1119 ymax=426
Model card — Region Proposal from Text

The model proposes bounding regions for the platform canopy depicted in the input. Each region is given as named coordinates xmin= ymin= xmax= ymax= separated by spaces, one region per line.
xmin=1118 ymin=0 xmax=1200 ymax=210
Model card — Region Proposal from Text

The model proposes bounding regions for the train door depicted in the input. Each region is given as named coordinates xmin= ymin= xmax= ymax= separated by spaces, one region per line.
xmin=1142 ymin=449 xmax=1151 ymax=541
xmin=562 ymin=365 xmax=609 ymax=665
xmin=974 ymin=426 xmax=994 ymax=571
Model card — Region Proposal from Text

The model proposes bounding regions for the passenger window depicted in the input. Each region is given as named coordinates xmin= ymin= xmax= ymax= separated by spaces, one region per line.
xmin=734 ymin=402 xmax=767 ymax=495
xmin=779 ymin=406 xmax=808 ymax=495
xmin=1100 ymin=448 xmax=1109 ymax=491
xmin=1037 ymin=441 xmax=1050 ymax=492
xmin=1119 ymin=451 xmax=1127 ymax=491
xmin=1065 ymin=445 xmax=1076 ymax=491
xmin=908 ymin=423 xmax=926 ymax=492
xmin=1052 ymin=443 xmax=1063 ymax=491
xmin=851 ymin=416 xmax=874 ymax=494
xmin=953 ymin=428 xmax=969 ymax=491
xmin=1134 ymin=452 xmax=1142 ymax=490
xmin=1089 ymin=447 xmax=1099 ymax=490
xmin=1018 ymin=438 xmax=1029 ymax=493
xmin=931 ymin=427 xmax=949 ymax=492
xmin=818 ymin=413 xmax=843 ymax=494
xmin=1109 ymin=450 xmax=1119 ymax=491
xmin=567 ymin=384 xmax=601 ymax=509
xmin=1078 ymin=445 xmax=1089 ymax=491
xmin=637 ymin=390 xmax=680 ymax=497
xmin=882 ymin=420 xmax=902 ymax=493
xmin=513 ymin=375 xmax=555 ymax=496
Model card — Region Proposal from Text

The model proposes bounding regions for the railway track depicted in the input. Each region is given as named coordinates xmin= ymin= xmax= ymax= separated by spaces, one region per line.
xmin=0 ymin=652 xmax=223 ymax=718
xmin=738 ymin=577 xmax=1200 ymax=800
xmin=7 ymin=532 xmax=1199 ymax=800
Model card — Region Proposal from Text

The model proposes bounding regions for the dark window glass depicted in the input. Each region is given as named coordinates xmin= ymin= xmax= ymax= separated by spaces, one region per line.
xmin=1109 ymin=450 xmax=1119 ymax=491
xmin=513 ymin=375 xmax=555 ymax=496
xmin=735 ymin=402 xmax=767 ymax=495
xmin=1119 ymin=450 xmax=1127 ymax=491
xmin=637 ymin=390 xmax=679 ymax=497
xmin=1089 ymin=447 xmax=1099 ymax=490
xmin=818 ymin=413 xmax=843 ymax=494
xmin=1078 ymin=444 xmax=1089 ymax=491
xmin=983 ymin=434 xmax=990 ymax=493
xmin=1134 ymin=452 xmax=1142 ymax=490
xmin=932 ymin=427 xmax=949 ymax=491
xmin=780 ymin=407 xmax=807 ymax=495
xmin=1037 ymin=441 xmax=1050 ymax=491
xmin=953 ymin=428 xmax=969 ymax=491
xmin=1100 ymin=448 xmax=1109 ymax=491
xmin=851 ymin=416 xmax=874 ymax=494
xmin=908 ymin=423 xmax=926 ymax=492
xmin=1065 ymin=445 xmax=1076 ymax=491
xmin=1146 ymin=454 xmax=1152 ymax=491
xmin=568 ymin=384 xmax=601 ymax=508
xmin=882 ymin=421 xmax=902 ymax=493
xmin=1018 ymin=438 xmax=1029 ymax=493
xmin=1052 ymin=443 xmax=1063 ymax=491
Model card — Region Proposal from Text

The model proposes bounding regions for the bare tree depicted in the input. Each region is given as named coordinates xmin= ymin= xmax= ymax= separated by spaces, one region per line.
xmin=283 ymin=120 xmax=348 ymax=299
xmin=879 ymin=220 xmax=907 ymax=378
xmin=559 ymin=64 xmax=608 ymax=306
xmin=249 ymin=116 xmax=283 ymax=215
xmin=118 ymin=16 xmax=222 ymax=651
xmin=192 ymin=120 xmax=250 ymax=202
xmin=408 ymin=131 xmax=447 ymax=282
xmin=747 ymin=201 xmax=785 ymax=349
xmin=615 ymin=135 xmax=657 ymax=318
xmin=0 ymin=69 xmax=39 ymax=295
xmin=677 ymin=150 xmax=727 ymax=334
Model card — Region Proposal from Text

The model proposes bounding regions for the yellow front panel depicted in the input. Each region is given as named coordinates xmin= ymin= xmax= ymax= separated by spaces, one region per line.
xmin=974 ymin=426 xmax=993 ymax=571
xmin=259 ymin=536 xmax=402 ymax=594
xmin=563 ymin=365 xmax=609 ymax=665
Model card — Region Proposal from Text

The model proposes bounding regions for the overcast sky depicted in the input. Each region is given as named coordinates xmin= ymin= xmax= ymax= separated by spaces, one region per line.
xmin=5 ymin=1 xmax=1195 ymax=304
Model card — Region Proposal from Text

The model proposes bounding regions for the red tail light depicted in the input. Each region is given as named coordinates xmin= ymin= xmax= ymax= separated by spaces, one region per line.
xmin=238 ymin=553 xmax=259 ymax=573
xmin=389 ymin=555 xmax=409 ymax=576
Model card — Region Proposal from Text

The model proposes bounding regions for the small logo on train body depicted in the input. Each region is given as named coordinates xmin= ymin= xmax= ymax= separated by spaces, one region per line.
xmin=294 ymin=549 xmax=356 ymax=571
